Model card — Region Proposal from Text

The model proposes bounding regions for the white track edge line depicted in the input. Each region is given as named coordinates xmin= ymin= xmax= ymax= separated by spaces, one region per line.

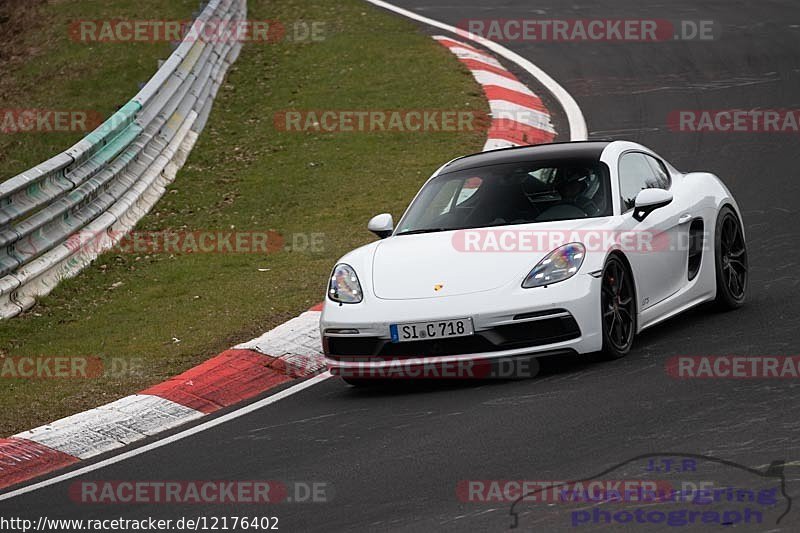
xmin=364 ymin=0 xmax=588 ymax=141
xmin=0 ymin=372 xmax=333 ymax=501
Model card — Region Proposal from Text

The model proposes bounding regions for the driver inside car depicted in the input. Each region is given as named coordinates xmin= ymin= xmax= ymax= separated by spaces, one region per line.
xmin=555 ymin=167 xmax=601 ymax=216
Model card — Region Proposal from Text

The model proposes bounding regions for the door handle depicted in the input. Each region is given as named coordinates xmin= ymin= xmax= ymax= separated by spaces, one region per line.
xmin=678 ymin=214 xmax=692 ymax=224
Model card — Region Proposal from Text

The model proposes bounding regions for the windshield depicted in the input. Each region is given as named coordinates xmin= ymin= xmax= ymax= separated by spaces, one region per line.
xmin=396 ymin=158 xmax=613 ymax=235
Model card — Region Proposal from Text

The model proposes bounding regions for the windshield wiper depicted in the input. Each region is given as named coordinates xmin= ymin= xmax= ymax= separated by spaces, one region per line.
xmin=396 ymin=228 xmax=449 ymax=236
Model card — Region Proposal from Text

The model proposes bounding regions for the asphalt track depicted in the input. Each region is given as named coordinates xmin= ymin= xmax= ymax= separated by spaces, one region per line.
xmin=3 ymin=0 xmax=800 ymax=531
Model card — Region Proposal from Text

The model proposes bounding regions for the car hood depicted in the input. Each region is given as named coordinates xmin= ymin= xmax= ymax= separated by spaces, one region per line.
xmin=371 ymin=220 xmax=606 ymax=300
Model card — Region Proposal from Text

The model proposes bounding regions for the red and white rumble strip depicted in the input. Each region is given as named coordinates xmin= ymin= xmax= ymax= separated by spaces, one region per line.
xmin=0 ymin=305 xmax=323 ymax=491
xmin=0 ymin=36 xmax=556 ymax=493
xmin=434 ymin=36 xmax=555 ymax=150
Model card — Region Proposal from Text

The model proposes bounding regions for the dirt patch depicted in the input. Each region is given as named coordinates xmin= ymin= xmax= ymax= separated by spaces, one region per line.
xmin=0 ymin=0 xmax=46 ymax=61
xmin=0 ymin=0 xmax=47 ymax=98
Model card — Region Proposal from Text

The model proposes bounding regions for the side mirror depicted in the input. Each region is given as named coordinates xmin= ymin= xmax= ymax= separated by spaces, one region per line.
xmin=367 ymin=213 xmax=393 ymax=238
xmin=633 ymin=188 xmax=673 ymax=221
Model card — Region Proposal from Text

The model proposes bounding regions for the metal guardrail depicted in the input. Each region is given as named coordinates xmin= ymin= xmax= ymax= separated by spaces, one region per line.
xmin=0 ymin=0 xmax=246 ymax=318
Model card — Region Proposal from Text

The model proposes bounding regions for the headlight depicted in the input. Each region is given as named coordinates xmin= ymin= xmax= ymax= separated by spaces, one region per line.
xmin=328 ymin=263 xmax=363 ymax=303
xmin=522 ymin=243 xmax=585 ymax=288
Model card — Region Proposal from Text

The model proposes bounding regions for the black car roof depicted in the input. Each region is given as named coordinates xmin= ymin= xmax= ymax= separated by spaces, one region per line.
xmin=440 ymin=141 xmax=612 ymax=174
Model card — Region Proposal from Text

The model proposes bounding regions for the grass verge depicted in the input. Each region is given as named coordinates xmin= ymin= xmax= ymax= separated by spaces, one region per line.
xmin=0 ymin=0 xmax=487 ymax=436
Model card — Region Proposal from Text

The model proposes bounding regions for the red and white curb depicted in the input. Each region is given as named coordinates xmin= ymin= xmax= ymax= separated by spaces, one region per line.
xmin=0 ymin=35 xmax=562 ymax=494
xmin=0 ymin=305 xmax=323 ymax=491
xmin=434 ymin=36 xmax=555 ymax=151
xmin=234 ymin=305 xmax=325 ymax=378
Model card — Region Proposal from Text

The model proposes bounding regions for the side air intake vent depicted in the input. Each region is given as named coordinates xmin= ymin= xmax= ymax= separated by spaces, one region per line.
xmin=688 ymin=219 xmax=705 ymax=281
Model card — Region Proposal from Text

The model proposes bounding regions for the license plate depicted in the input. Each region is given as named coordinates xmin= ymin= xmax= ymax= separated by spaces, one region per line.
xmin=390 ymin=318 xmax=474 ymax=343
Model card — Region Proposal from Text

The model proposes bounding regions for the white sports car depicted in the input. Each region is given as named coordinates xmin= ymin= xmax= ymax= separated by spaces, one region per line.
xmin=321 ymin=141 xmax=747 ymax=383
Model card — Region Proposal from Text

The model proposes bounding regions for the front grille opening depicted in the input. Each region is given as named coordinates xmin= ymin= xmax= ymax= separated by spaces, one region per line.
xmin=325 ymin=314 xmax=581 ymax=359
xmin=513 ymin=308 xmax=568 ymax=321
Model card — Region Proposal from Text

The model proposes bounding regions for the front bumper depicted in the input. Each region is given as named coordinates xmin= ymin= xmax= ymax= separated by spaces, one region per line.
xmin=321 ymin=272 xmax=603 ymax=373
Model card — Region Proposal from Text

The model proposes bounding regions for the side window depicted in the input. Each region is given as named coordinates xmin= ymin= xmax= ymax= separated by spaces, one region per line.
xmin=618 ymin=153 xmax=668 ymax=213
xmin=644 ymin=155 xmax=671 ymax=189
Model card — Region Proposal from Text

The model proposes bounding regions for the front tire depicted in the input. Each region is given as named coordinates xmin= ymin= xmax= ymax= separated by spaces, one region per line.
xmin=598 ymin=255 xmax=636 ymax=360
xmin=714 ymin=206 xmax=747 ymax=310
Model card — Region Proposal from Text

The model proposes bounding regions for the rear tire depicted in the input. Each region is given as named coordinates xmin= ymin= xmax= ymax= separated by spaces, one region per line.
xmin=714 ymin=206 xmax=747 ymax=310
xmin=597 ymin=255 xmax=636 ymax=360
